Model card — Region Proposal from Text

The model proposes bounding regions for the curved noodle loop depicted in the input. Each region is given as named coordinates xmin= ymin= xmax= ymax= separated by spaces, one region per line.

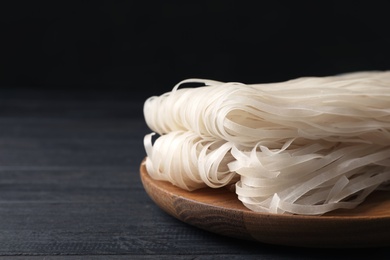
xmin=144 ymin=131 xmax=237 ymax=191
xmin=143 ymin=71 xmax=390 ymax=215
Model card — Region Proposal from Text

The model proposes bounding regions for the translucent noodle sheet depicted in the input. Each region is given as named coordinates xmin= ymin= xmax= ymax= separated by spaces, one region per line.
xmin=143 ymin=71 xmax=390 ymax=215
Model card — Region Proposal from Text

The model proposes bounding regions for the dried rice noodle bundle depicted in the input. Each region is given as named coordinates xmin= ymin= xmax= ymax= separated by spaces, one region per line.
xmin=144 ymin=131 xmax=238 ymax=191
xmin=233 ymin=141 xmax=390 ymax=215
xmin=144 ymin=71 xmax=390 ymax=147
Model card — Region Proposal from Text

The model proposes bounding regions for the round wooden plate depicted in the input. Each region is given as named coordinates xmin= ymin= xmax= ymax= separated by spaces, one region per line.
xmin=140 ymin=161 xmax=390 ymax=248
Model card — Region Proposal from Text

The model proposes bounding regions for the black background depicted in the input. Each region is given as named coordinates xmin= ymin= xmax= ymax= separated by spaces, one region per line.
xmin=2 ymin=0 xmax=390 ymax=100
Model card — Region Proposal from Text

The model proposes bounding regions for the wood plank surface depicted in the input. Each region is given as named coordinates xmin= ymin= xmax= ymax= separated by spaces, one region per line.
xmin=0 ymin=89 xmax=389 ymax=258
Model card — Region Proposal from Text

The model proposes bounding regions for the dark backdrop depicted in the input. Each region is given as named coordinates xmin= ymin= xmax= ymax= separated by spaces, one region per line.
xmin=2 ymin=1 xmax=390 ymax=100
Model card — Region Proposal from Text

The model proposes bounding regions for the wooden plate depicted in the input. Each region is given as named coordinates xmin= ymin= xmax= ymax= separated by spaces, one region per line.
xmin=140 ymin=161 xmax=390 ymax=248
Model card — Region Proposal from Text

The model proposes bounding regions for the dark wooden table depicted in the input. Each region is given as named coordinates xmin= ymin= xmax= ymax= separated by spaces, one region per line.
xmin=0 ymin=88 xmax=389 ymax=259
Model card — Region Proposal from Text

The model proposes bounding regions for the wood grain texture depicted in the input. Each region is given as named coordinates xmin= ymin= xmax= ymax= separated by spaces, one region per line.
xmin=140 ymin=162 xmax=390 ymax=248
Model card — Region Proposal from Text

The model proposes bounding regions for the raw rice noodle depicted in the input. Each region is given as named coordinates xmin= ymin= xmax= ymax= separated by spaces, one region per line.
xmin=143 ymin=71 xmax=390 ymax=215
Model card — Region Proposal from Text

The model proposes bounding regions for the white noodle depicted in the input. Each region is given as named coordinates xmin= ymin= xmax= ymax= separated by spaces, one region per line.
xmin=144 ymin=131 xmax=238 ymax=191
xmin=143 ymin=71 xmax=390 ymax=215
